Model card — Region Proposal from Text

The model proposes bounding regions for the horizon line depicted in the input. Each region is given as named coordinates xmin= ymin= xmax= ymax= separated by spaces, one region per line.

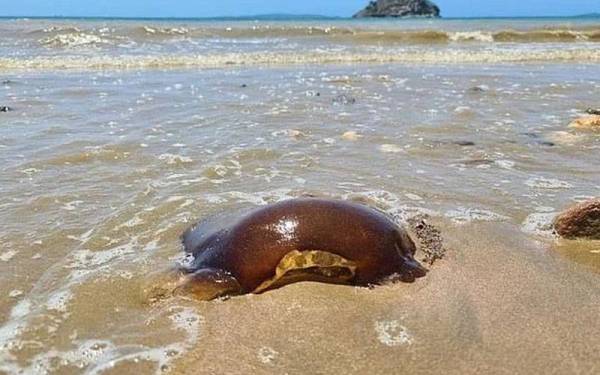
xmin=0 ymin=13 xmax=598 ymax=21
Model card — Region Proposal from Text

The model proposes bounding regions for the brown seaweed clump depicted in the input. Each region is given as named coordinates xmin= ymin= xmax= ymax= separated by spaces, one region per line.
xmin=554 ymin=198 xmax=600 ymax=240
xmin=408 ymin=214 xmax=446 ymax=265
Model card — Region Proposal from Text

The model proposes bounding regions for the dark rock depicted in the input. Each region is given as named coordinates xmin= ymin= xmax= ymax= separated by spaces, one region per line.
xmin=240 ymin=84 xmax=248 ymax=88
xmin=2 ymin=80 xmax=12 ymax=85
xmin=554 ymin=198 xmax=600 ymax=240
xmin=468 ymin=85 xmax=489 ymax=93
xmin=521 ymin=132 xmax=540 ymax=139
xmin=539 ymin=141 xmax=555 ymax=147
xmin=0 ymin=106 xmax=12 ymax=112
xmin=332 ymin=94 xmax=356 ymax=105
xmin=460 ymin=158 xmax=494 ymax=166
xmin=585 ymin=108 xmax=600 ymax=115
xmin=453 ymin=140 xmax=476 ymax=147
xmin=520 ymin=133 xmax=555 ymax=147
xmin=354 ymin=0 xmax=440 ymax=18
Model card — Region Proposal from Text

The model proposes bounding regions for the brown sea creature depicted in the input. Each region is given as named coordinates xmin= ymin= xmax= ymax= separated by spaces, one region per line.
xmin=146 ymin=198 xmax=427 ymax=301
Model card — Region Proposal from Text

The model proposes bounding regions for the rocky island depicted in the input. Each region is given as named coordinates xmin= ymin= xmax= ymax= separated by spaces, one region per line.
xmin=354 ymin=0 xmax=441 ymax=18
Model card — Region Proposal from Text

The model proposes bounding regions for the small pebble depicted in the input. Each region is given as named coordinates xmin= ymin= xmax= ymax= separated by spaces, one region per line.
xmin=585 ymin=108 xmax=600 ymax=115
xmin=454 ymin=140 xmax=475 ymax=147
xmin=332 ymin=94 xmax=356 ymax=105
xmin=0 ymin=106 xmax=12 ymax=112
xmin=341 ymin=131 xmax=360 ymax=141
xmin=468 ymin=85 xmax=489 ymax=93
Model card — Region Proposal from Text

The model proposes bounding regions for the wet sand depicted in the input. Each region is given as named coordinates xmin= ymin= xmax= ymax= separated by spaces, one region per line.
xmin=172 ymin=220 xmax=600 ymax=374
xmin=1 ymin=17 xmax=600 ymax=372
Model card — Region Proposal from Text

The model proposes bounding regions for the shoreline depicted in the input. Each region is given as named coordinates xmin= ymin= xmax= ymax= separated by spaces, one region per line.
xmin=170 ymin=220 xmax=600 ymax=374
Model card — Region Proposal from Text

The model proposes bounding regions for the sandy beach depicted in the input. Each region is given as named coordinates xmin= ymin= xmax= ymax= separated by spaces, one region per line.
xmin=171 ymin=219 xmax=600 ymax=374
xmin=0 ymin=17 xmax=599 ymax=374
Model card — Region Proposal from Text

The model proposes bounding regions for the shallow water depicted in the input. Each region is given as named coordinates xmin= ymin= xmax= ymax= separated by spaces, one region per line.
xmin=1 ymin=18 xmax=600 ymax=374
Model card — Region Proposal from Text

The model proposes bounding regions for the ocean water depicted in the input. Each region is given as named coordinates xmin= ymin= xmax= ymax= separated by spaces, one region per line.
xmin=0 ymin=17 xmax=599 ymax=374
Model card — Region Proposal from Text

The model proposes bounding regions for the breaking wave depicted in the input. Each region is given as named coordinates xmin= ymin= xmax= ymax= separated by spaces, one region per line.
xmin=2 ymin=48 xmax=600 ymax=71
xmin=20 ymin=24 xmax=600 ymax=48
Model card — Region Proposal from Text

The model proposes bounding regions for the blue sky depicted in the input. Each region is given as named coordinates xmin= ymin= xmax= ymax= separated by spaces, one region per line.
xmin=0 ymin=0 xmax=598 ymax=18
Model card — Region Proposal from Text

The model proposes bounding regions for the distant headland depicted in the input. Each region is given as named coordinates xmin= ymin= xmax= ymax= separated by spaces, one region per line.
xmin=354 ymin=0 xmax=441 ymax=18
xmin=573 ymin=13 xmax=600 ymax=18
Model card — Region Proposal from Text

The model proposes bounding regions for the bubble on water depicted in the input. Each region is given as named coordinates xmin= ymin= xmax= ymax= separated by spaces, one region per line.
xmin=0 ymin=250 xmax=18 ymax=262
xmin=169 ymin=307 xmax=203 ymax=343
xmin=114 ymin=215 xmax=145 ymax=230
xmin=525 ymin=177 xmax=572 ymax=190
xmin=46 ymin=290 xmax=74 ymax=313
xmin=165 ymin=195 xmax=184 ymax=203
xmin=21 ymin=339 xmax=188 ymax=375
xmin=454 ymin=106 xmax=472 ymax=114
xmin=379 ymin=144 xmax=404 ymax=153
xmin=534 ymin=206 xmax=555 ymax=213
xmin=222 ymin=189 xmax=295 ymax=206
xmin=522 ymin=212 xmax=557 ymax=237
xmin=68 ymin=239 xmax=138 ymax=271
xmin=404 ymin=193 xmax=423 ymax=201
xmin=0 ymin=299 xmax=32 ymax=372
xmin=9 ymin=290 xmax=23 ymax=298
xmin=204 ymin=194 xmax=227 ymax=204
xmin=21 ymin=168 xmax=41 ymax=176
xmin=374 ymin=320 xmax=413 ymax=346
xmin=61 ymin=200 xmax=84 ymax=211
xmin=495 ymin=160 xmax=515 ymax=169
xmin=545 ymin=131 xmax=585 ymax=146
xmin=446 ymin=207 xmax=509 ymax=224
xmin=341 ymin=131 xmax=360 ymax=141
xmin=157 ymin=153 xmax=193 ymax=165
xmin=257 ymin=346 xmax=279 ymax=364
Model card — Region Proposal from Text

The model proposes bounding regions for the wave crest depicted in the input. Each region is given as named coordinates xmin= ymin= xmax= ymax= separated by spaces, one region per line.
xmin=2 ymin=48 xmax=600 ymax=71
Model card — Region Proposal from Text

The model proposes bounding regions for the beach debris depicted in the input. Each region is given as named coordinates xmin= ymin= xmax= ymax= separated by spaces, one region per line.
xmin=568 ymin=115 xmax=600 ymax=130
xmin=554 ymin=198 xmax=600 ymax=240
xmin=341 ymin=131 xmax=361 ymax=141
xmin=332 ymin=94 xmax=356 ymax=105
xmin=521 ymin=132 xmax=541 ymax=139
xmin=468 ymin=85 xmax=489 ymax=93
xmin=539 ymin=141 xmax=555 ymax=147
xmin=0 ymin=106 xmax=12 ymax=112
xmin=408 ymin=214 xmax=446 ymax=265
xmin=545 ymin=131 xmax=585 ymax=146
xmin=374 ymin=320 xmax=413 ymax=347
xmin=287 ymin=129 xmax=306 ymax=138
xmin=257 ymin=347 xmax=279 ymax=364
xmin=585 ymin=108 xmax=600 ymax=115
xmin=379 ymin=144 xmax=404 ymax=153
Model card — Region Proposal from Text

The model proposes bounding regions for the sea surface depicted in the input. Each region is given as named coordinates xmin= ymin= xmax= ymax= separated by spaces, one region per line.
xmin=1 ymin=17 xmax=599 ymax=374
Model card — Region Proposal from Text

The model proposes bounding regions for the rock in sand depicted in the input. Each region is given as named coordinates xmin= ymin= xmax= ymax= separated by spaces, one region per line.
xmin=554 ymin=198 xmax=600 ymax=240
xmin=569 ymin=115 xmax=600 ymax=130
